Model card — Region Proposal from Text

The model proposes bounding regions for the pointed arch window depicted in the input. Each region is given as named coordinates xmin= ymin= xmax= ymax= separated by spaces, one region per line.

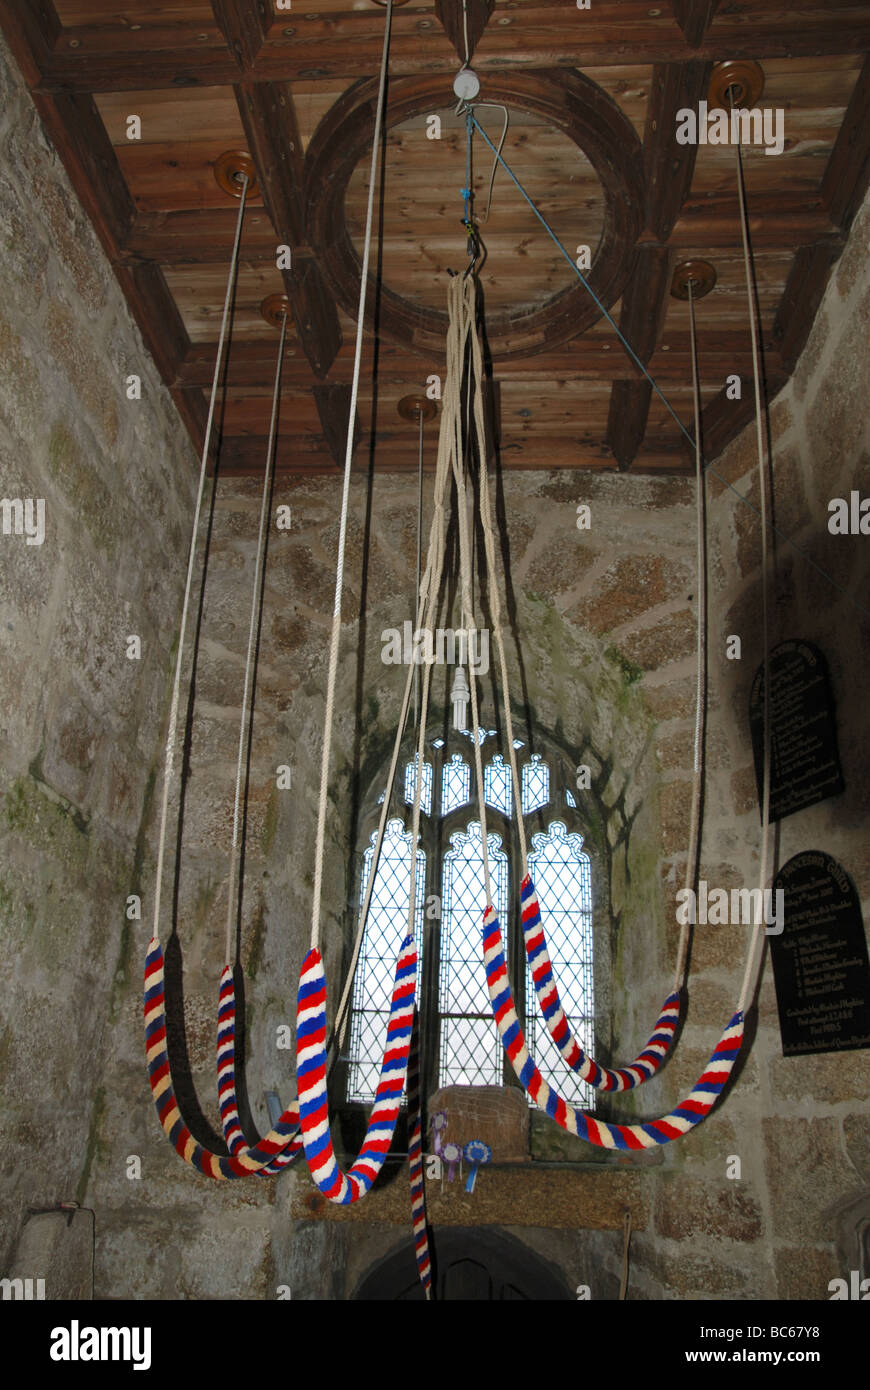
xmin=439 ymin=822 xmax=509 ymax=1087
xmin=346 ymin=818 xmax=425 ymax=1103
xmin=345 ymin=734 xmax=596 ymax=1109
xmin=403 ymin=755 xmax=433 ymax=815
xmin=483 ymin=753 xmax=512 ymax=815
xmin=441 ymin=753 xmax=471 ymax=815
xmin=525 ymin=822 xmax=594 ymax=1108
xmin=521 ymin=753 xmax=550 ymax=814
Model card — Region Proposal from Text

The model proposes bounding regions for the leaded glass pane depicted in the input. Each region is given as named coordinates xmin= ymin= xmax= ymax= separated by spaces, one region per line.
xmin=484 ymin=754 xmax=512 ymax=815
xmin=565 ymin=789 xmax=577 ymax=807
xmin=442 ymin=753 xmax=471 ymax=815
xmin=347 ymin=818 xmax=425 ymax=1103
xmin=438 ymin=822 xmax=509 ymax=1088
xmin=525 ymin=821 xmax=594 ymax=1109
xmin=521 ymin=753 xmax=550 ymax=813
xmin=403 ymin=756 xmax=432 ymax=816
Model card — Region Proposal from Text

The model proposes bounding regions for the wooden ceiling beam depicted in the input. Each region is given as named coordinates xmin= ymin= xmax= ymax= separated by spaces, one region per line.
xmin=283 ymin=254 xmax=343 ymax=381
xmin=0 ymin=0 xmax=59 ymax=87
xmin=435 ymin=0 xmax=495 ymax=63
xmin=820 ymin=52 xmax=870 ymax=235
xmin=212 ymin=0 xmax=270 ymax=70
xmin=4 ymin=15 xmax=210 ymax=469
xmin=32 ymin=9 xmax=870 ymax=91
xmin=123 ymin=209 xmax=279 ymax=264
xmin=643 ymin=61 xmax=711 ymax=243
xmin=169 ymin=386 xmax=214 ymax=467
xmin=606 ymin=56 xmax=700 ymax=473
xmin=234 ymin=80 xmax=305 ymax=245
xmin=605 ymin=246 xmax=674 ymax=470
xmin=114 ymin=261 xmax=193 ymax=385
xmin=122 ymin=193 xmax=837 ymax=267
xmin=670 ymin=0 xmax=720 ymax=49
xmin=23 ymin=83 xmax=196 ymax=433
xmin=607 ymin=379 xmax=654 ymax=473
xmin=668 ymin=193 xmax=836 ymax=249
xmin=174 ymin=332 xmax=782 ymax=390
xmin=768 ymin=58 xmax=868 ymax=378
xmin=772 ymin=242 xmax=843 ymax=373
xmin=253 ymin=4 xmax=870 ymax=76
xmin=30 ymin=89 xmax=138 ymax=259
xmin=697 ymin=367 xmax=788 ymax=467
xmin=213 ymin=433 xmax=689 ymax=477
xmin=312 ymin=383 xmax=361 ymax=468
xmin=233 ymin=79 xmax=341 ymax=378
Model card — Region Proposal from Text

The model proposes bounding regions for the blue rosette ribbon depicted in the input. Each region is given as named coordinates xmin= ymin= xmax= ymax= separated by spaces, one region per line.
xmin=463 ymin=1139 xmax=492 ymax=1193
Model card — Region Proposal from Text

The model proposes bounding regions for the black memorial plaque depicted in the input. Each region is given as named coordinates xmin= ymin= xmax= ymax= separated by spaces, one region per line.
xmin=770 ymin=851 xmax=870 ymax=1058
xmin=749 ymin=639 xmax=844 ymax=823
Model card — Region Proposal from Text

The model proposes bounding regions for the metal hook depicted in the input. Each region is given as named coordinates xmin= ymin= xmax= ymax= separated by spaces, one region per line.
xmin=463 ymin=221 xmax=481 ymax=279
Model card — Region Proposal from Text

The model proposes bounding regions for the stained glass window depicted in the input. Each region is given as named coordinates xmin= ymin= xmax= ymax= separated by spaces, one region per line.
xmin=439 ymin=822 xmax=509 ymax=1087
xmin=348 ymin=742 xmax=595 ymax=1111
xmin=525 ymin=822 xmax=594 ymax=1108
xmin=403 ymin=755 xmax=433 ymax=816
xmin=484 ymin=754 xmax=512 ymax=815
xmin=442 ymin=753 xmax=471 ymax=815
xmin=521 ymin=753 xmax=550 ymax=813
xmin=347 ymin=818 xmax=425 ymax=1103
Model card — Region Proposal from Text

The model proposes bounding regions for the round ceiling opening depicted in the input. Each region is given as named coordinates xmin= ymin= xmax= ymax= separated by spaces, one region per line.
xmin=344 ymin=106 xmax=607 ymax=322
xmin=304 ymin=72 xmax=645 ymax=361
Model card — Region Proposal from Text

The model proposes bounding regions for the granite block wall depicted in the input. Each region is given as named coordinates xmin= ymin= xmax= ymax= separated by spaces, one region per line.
xmin=0 ymin=32 xmax=196 ymax=1284
xmin=0 ymin=22 xmax=867 ymax=1301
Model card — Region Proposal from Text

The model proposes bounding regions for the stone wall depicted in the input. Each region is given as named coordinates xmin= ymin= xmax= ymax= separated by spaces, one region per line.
xmin=648 ymin=188 xmax=870 ymax=1301
xmin=2 ymin=16 xmax=867 ymax=1300
xmin=0 ymin=33 xmax=197 ymax=1286
xmin=99 ymin=184 xmax=863 ymax=1300
xmin=85 ymin=456 xmax=699 ymax=1297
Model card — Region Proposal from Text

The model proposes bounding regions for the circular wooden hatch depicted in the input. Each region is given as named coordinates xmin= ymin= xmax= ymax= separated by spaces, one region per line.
xmin=304 ymin=71 xmax=645 ymax=361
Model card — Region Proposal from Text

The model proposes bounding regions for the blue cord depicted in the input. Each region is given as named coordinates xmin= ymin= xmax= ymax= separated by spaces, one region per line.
xmin=467 ymin=110 xmax=869 ymax=618
xmin=470 ymin=112 xmax=693 ymax=450
xmin=465 ymin=108 xmax=472 ymax=223
xmin=463 ymin=107 xmax=475 ymax=256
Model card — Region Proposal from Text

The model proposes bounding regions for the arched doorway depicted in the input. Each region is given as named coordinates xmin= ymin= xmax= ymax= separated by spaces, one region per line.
xmin=353 ymin=1227 xmax=573 ymax=1300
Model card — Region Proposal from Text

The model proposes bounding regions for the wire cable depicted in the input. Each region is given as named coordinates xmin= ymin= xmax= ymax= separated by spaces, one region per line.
xmin=467 ymin=110 xmax=870 ymax=620
xmin=152 ymin=172 xmax=248 ymax=945
xmin=224 ymin=306 xmax=288 ymax=963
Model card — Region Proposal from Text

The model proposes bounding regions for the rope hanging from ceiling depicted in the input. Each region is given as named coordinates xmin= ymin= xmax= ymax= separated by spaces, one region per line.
xmin=296 ymin=132 xmax=496 ymax=1200
xmin=444 ymin=235 xmax=769 ymax=1142
xmin=520 ymin=259 xmax=714 ymax=1090
xmin=407 ymin=1005 xmax=433 ymax=1298
xmin=296 ymin=933 xmax=417 ymax=1203
xmin=145 ymin=1 xmax=406 ymax=1185
xmin=444 ymin=108 xmax=703 ymax=1091
xmin=143 ymin=165 xmax=303 ymax=1178
xmin=215 ymin=294 xmax=305 ymax=1174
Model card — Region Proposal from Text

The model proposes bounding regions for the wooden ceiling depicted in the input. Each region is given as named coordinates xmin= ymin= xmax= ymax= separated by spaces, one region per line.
xmin=3 ymin=1 xmax=869 ymax=475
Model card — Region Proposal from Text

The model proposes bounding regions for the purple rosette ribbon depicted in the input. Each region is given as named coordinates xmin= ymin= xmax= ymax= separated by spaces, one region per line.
xmin=442 ymin=1140 xmax=462 ymax=1183
xmin=431 ymin=1109 xmax=448 ymax=1157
